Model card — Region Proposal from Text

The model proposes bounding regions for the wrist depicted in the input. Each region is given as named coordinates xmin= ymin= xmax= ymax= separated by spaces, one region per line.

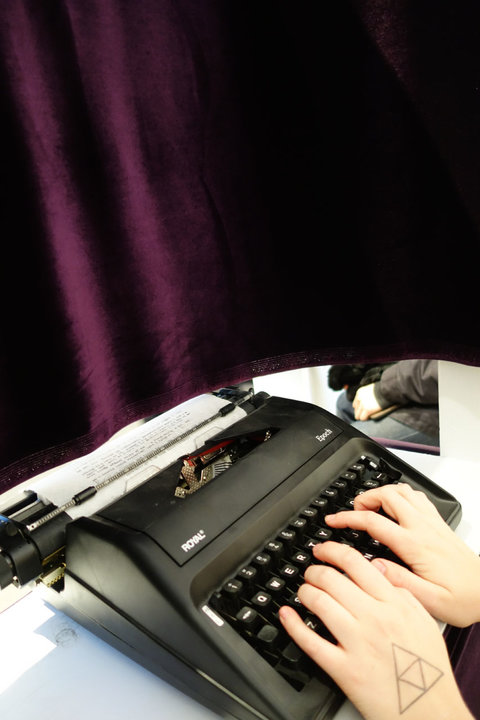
xmin=463 ymin=556 xmax=480 ymax=625
xmin=399 ymin=676 xmax=474 ymax=720
xmin=372 ymin=382 xmax=389 ymax=409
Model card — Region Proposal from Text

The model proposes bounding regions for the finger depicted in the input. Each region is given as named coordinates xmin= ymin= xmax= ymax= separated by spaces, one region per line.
xmin=299 ymin=570 xmax=362 ymax=630
xmin=352 ymin=396 xmax=361 ymax=419
xmin=335 ymin=484 xmax=424 ymax=528
xmin=355 ymin=404 xmax=369 ymax=421
xmin=353 ymin=483 xmax=443 ymax=533
xmin=354 ymin=483 xmax=417 ymax=516
xmin=397 ymin=483 xmax=443 ymax=517
xmin=354 ymin=483 xmax=433 ymax=517
xmin=297 ymin=581 xmax=357 ymax=646
xmin=278 ymin=605 xmax=344 ymax=674
xmin=310 ymin=542 xmax=395 ymax=604
xmin=372 ymin=558 xmax=448 ymax=618
xmin=381 ymin=482 xmax=441 ymax=515
xmin=325 ymin=509 xmax=408 ymax=556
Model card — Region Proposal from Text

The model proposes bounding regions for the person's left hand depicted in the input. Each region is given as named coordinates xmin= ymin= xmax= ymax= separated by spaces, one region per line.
xmin=352 ymin=384 xmax=382 ymax=421
xmin=279 ymin=542 xmax=473 ymax=720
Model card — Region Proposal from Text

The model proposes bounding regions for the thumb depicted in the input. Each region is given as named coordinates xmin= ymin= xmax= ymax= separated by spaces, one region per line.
xmin=371 ymin=558 xmax=441 ymax=615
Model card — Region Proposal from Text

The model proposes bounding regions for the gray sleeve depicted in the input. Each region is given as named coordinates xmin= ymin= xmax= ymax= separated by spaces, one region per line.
xmin=373 ymin=359 xmax=438 ymax=408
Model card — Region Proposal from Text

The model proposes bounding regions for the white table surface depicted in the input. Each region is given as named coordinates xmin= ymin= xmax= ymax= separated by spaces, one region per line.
xmin=1 ymin=449 xmax=479 ymax=720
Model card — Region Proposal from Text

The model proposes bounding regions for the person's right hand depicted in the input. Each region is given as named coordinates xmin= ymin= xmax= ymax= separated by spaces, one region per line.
xmin=325 ymin=483 xmax=480 ymax=627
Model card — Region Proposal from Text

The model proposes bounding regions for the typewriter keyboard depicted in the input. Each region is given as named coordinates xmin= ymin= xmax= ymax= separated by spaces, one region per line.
xmin=207 ymin=453 xmax=404 ymax=690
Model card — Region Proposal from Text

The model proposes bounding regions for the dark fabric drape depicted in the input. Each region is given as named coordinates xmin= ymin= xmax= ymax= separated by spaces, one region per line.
xmin=2 ymin=0 xmax=480 ymax=490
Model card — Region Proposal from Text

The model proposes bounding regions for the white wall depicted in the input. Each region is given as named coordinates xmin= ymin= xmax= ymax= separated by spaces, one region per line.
xmin=439 ymin=360 xmax=480 ymax=461
xmin=252 ymin=366 xmax=338 ymax=414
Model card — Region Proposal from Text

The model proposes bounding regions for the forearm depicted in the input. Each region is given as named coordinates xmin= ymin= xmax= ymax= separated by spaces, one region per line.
xmin=375 ymin=359 xmax=438 ymax=407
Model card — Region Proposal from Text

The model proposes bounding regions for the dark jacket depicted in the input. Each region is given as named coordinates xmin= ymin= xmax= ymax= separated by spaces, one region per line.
xmin=373 ymin=359 xmax=439 ymax=440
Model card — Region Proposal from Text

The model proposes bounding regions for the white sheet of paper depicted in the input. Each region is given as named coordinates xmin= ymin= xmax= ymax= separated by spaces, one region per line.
xmin=27 ymin=394 xmax=247 ymax=519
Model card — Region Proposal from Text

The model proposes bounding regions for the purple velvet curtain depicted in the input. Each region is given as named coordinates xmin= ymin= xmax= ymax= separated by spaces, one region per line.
xmin=445 ymin=623 xmax=480 ymax=717
xmin=2 ymin=0 xmax=480 ymax=490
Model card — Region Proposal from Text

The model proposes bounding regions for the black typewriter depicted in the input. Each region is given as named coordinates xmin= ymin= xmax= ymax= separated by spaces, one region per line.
xmin=0 ymin=394 xmax=462 ymax=720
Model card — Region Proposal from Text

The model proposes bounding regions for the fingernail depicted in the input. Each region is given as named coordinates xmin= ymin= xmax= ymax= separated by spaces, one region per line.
xmin=324 ymin=514 xmax=334 ymax=523
xmin=372 ymin=559 xmax=387 ymax=574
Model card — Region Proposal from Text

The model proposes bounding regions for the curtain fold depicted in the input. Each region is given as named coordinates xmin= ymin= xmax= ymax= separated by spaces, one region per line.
xmin=2 ymin=0 xmax=480 ymax=489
